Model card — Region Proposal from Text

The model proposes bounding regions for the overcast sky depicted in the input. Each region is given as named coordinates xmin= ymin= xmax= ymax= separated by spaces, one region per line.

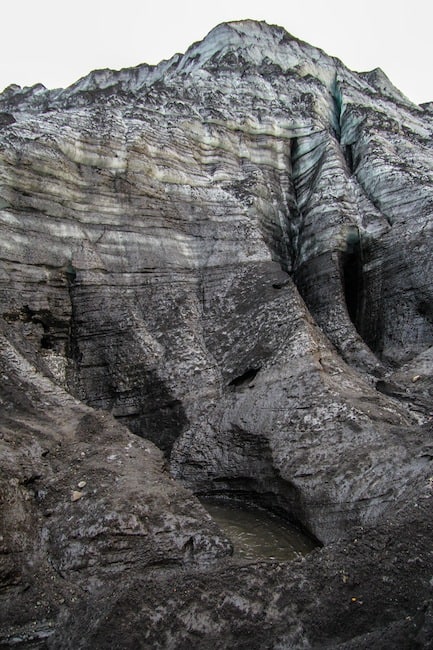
xmin=2 ymin=0 xmax=432 ymax=104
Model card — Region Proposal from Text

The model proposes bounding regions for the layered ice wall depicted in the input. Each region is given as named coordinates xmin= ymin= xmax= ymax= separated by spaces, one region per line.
xmin=0 ymin=20 xmax=433 ymax=649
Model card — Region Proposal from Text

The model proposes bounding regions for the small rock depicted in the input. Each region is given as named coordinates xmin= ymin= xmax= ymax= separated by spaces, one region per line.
xmin=412 ymin=375 xmax=421 ymax=382
xmin=77 ymin=480 xmax=87 ymax=489
xmin=71 ymin=490 xmax=83 ymax=502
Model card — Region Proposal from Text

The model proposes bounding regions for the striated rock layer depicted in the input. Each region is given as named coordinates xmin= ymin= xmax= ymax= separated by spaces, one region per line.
xmin=0 ymin=20 xmax=432 ymax=648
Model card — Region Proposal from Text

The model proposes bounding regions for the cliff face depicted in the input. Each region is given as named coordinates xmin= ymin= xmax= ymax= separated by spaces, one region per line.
xmin=1 ymin=20 xmax=433 ymax=648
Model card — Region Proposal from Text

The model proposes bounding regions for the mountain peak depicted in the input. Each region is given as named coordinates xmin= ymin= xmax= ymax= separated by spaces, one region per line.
xmin=0 ymin=19 xmax=425 ymax=116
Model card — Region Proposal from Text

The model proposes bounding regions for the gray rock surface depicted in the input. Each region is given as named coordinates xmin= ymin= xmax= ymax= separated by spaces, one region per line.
xmin=0 ymin=19 xmax=432 ymax=649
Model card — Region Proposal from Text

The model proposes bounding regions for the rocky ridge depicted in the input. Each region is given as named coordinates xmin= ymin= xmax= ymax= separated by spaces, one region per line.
xmin=0 ymin=20 xmax=432 ymax=648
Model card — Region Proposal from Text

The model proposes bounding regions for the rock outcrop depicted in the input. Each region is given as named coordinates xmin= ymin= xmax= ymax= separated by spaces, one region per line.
xmin=1 ymin=20 xmax=432 ymax=648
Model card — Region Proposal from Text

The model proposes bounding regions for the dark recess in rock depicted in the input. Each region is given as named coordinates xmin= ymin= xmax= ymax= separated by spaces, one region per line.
xmin=0 ymin=112 xmax=16 ymax=128
xmin=344 ymin=143 xmax=355 ymax=174
xmin=417 ymin=299 xmax=433 ymax=324
xmin=228 ymin=366 xmax=261 ymax=388
xmin=342 ymin=234 xmax=364 ymax=329
xmin=117 ymin=376 xmax=189 ymax=457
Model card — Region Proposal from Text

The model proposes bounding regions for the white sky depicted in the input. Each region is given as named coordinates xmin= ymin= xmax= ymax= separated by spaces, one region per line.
xmin=2 ymin=0 xmax=432 ymax=104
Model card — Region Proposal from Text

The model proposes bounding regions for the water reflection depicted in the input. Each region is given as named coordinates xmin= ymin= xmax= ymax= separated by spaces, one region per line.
xmin=200 ymin=498 xmax=316 ymax=561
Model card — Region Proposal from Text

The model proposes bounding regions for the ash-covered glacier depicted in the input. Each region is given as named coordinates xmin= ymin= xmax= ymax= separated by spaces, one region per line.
xmin=0 ymin=20 xmax=432 ymax=649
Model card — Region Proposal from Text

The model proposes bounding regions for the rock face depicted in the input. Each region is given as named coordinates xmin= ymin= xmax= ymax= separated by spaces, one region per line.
xmin=0 ymin=20 xmax=432 ymax=648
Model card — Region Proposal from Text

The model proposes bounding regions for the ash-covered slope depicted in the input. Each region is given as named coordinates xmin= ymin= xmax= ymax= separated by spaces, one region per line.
xmin=0 ymin=20 xmax=432 ymax=649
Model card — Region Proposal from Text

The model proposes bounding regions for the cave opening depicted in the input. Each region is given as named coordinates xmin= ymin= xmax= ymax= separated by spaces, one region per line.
xmin=228 ymin=366 xmax=260 ymax=388
xmin=417 ymin=300 xmax=433 ymax=324
xmin=41 ymin=334 xmax=53 ymax=349
xmin=342 ymin=233 xmax=364 ymax=330
xmin=344 ymin=144 xmax=354 ymax=174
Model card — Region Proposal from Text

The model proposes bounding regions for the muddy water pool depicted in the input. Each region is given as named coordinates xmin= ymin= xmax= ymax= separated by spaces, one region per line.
xmin=200 ymin=499 xmax=317 ymax=561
